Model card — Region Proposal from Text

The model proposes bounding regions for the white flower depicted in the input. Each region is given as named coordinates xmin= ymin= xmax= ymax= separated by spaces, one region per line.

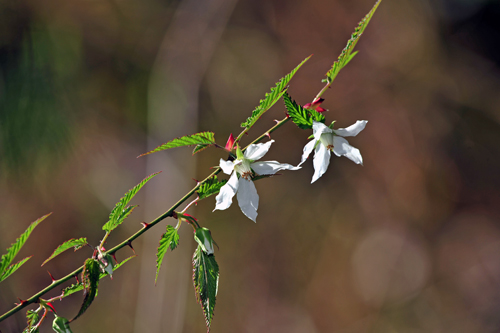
xmin=299 ymin=120 xmax=367 ymax=183
xmin=214 ymin=140 xmax=300 ymax=222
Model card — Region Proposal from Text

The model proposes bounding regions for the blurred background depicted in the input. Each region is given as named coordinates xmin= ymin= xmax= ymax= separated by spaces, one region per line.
xmin=2 ymin=0 xmax=500 ymax=331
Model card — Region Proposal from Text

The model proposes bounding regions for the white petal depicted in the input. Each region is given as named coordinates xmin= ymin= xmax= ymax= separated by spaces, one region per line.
xmin=312 ymin=121 xmax=332 ymax=142
xmin=251 ymin=160 xmax=301 ymax=175
xmin=219 ymin=159 xmax=235 ymax=175
xmin=298 ymin=139 xmax=316 ymax=167
xmin=243 ymin=140 xmax=274 ymax=161
xmin=332 ymin=136 xmax=363 ymax=165
xmin=311 ymin=143 xmax=331 ymax=183
xmin=333 ymin=120 xmax=367 ymax=137
xmin=214 ymin=172 xmax=239 ymax=211
xmin=237 ymin=178 xmax=259 ymax=222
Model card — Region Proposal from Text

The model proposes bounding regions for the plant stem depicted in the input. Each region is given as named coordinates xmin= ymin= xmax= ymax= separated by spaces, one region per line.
xmin=0 ymin=115 xmax=292 ymax=323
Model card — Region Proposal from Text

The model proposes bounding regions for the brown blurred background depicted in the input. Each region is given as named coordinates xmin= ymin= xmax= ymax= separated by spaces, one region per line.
xmin=2 ymin=0 xmax=500 ymax=332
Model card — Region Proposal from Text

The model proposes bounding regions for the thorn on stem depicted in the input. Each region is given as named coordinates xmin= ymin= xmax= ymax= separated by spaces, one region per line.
xmin=111 ymin=253 xmax=118 ymax=264
xmin=127 ymin=241 xmax=136 ymax=254
xmin=47 ymin=271 xmax=56 ymax=283
xmin=265 ymin=132 xmax=271 ymax=139
xmin=141 ymin=222 xmax=150 ymax=229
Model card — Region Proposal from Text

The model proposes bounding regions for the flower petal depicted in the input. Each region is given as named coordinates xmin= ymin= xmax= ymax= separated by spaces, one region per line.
xmin=333 ymin=120 xmax=367 ymax=137
xmin=312 ymin=121 xmax=332 ymax=141
xmin=332 ymin=136 xmax=363 ymax=165
xmin=237 ymin=178 xmax=259 ymax=222
xmin=219 ymin=159 xmax=235 ymax=175
xmin=298 ymin=139 xmax=316 ymax=167
xmin=251 ymin=161 xmax=301 ymax=175
xmin=243 ymin=140 xmax=274 ymax=161
xmin=312 ymin=143 xmax=331 ymax=183
xmin=214 ymin=172 xmax=239 ymax=211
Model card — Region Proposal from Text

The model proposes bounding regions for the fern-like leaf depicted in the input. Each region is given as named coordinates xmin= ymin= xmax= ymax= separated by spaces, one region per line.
xmin=42 ymin=238 xmax=88 ymax=267
xmin=196 ymin=176 xmax=227 ymax=200
xmin=283 ymin=92 xmax=325 ymax=130
xmin=139 ymin=132 xmax=216 ymax=157
xmin=0 ymin=213 xmax=51 ymax=282
xmin=102 ymin=172 xmax=160 ymax=233
xmin=240 ymin=55 xmax=312 ymax=129
xmin=155 ymin=225 xmax=179 ymax=284
xmin=325 ymin=0 xmax=381 ymax=84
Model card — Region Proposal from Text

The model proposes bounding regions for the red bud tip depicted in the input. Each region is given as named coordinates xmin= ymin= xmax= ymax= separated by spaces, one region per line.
xmin=47 ymin=271 xmax=56 ymax=282
xmin=312 ymin=98 xmax=324 ymax=106
xmin=316 ymin=107 xmax=327 ymax=113
xmin=225 ymin=133 xmax=235 ymax=151
xmin=303 ymin=103 xmax=312 ymax=109
xmin=45 ymin=302 xmax=56 ymax=313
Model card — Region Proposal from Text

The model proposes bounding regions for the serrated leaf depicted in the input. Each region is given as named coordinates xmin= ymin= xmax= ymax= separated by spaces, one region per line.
xmin=240 ymin=55 xmax=311 ymax=129
xmin=192 ymin=245 xmax=219 ymax=331
xmin=42 ymin=238 xmax=87 ymax=267
xmin=62 ymin=255 xmax=135 ymax=298
xmin=71 ymin=258 xmax=100 ymax=321
xmin=52 ymin=315 xmax=73 ymax=333
xmin=325 ymin=0 xmax=381 ymax=84
xmin=102 ymin=172 xmax=160 ymax=233
xmin=139 ymin=132 xmax=216 ymax=157
xmin=192 ymin=144 xmax=211 ymax=155
xmin=0 ymin=213 xmax=51 ymax=282
xmin=155 ymin=225 xmax=179 ymax=284
xmin=283 ymin=92 xmax=325 ymax=130
xmin=22 ymin=309 xmax=40 ymax=332
xmin=196 ymin=176 xmax=228 ymax=200
xmin=0 ymin=256 xmax=32 ymax=282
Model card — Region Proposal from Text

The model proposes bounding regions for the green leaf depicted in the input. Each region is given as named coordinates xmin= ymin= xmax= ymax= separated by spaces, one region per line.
xmin=22 ymin=309 xmax=40 ymax=333
xmin=0 ymin=213 xmax=51 ymax=282
xmin=283 ymin=92 xmax=325 ymax=130
xmin=42 ymin=238 xmax=87 ymax=267
xmin=0 ymin=256 xmax=32 ymax=282
xmin=192 ymin=144 xmax=212 ymax=155
xmin=194 ymin=228 xmax=215 ymax=255
xmin=139 ymin=132 xmax=216 ymax=157
xmin=196 ymin=176 xmax=227 ymax=200
xmin=62 ymin=255 xmax=135 ymax=298
xmin=72 ymin=258 xmax=100 ymax=321
xmin=192 ymin=245 xmax=219 ymax=331
xmin=240 ymin=55 xmax=311 ymax=129
xmin=155 ymin=225 xmax=179 ymax=284
xmin=325 ymin=0 xmax=381 ymax=84
xmin=52 ymin=315 xmax=73 ymax=333
xmin=102 ymin=172 xmax=160 ymax=233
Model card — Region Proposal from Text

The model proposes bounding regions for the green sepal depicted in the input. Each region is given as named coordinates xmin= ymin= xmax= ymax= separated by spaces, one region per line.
xmin=236 ymin=145 xmax=245 ymax=160
xmin=52 ymin=315 xmax=73 ymax=333
xmin=196 ymin=176 xmax=227 ymax=200
xmin=192 ymin=245 xmax=219 ymax=331
xmin=139 ymin=132 xmax=216 ymax=157
xmin=155 ymin=225 xmax=180 ymax=284
xmin=42 ymin=238 xmax=87 ymax=266
xmin=325 ymin=0 xmax=381 ymax=84
xmin=0 ymin=213 xmax=51 ymax=282
xmin=240 ymin=55 xmax=311 ymax=129
xmin=283 ymin=92 xmax=325 ymax=130
xmin=194 ymin=228 xmax=215 ymax=255
xmin=71 ymin=258 xmax=100 ymax=321
xmin=102 ymin=172 xmax=160 ymax=233
xmin=328 ymin=120 xmax=336 ymax=129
